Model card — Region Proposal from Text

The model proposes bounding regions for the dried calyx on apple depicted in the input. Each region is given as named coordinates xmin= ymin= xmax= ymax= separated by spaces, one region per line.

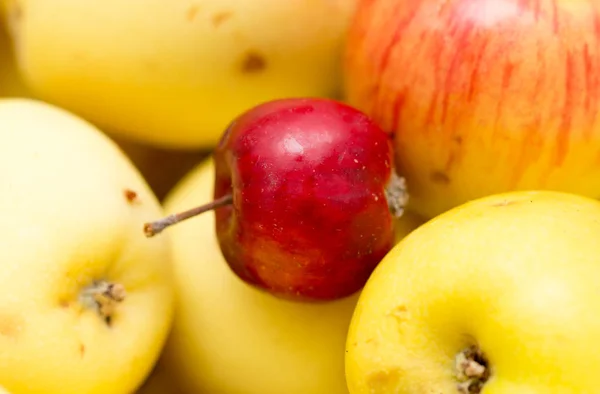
xmin=144 ymin=98 xmax=408 ymax=302
xmin=78 ymin=279 xmax=126 ymax=325
xmin=455 ymin=345 xmax=490 ymax=393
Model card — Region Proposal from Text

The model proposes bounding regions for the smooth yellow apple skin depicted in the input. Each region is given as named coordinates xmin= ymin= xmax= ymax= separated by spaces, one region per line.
xmin=0 ymin=99 xmax=174 ymax=394
xmin=346 ymin=190 xmax=600 ymax=393
xmin=160 ymin=156 xmax=421 ymax=394
xmin=4 ymin=0 xmax=358 ymax=149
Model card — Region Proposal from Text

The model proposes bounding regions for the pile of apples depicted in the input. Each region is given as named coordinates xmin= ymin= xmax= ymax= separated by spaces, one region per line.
xmin=2 ymin=0 xmax=600 ymax=393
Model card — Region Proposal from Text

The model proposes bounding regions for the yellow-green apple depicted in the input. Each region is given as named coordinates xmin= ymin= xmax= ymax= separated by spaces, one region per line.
xmin=3 ymin=0 xmax=358 ymax=149
xmin=157 ymin=155 xmax=421 ymax=394
xmin=346 ymin=190 xmax=600 ymax=393
xmin=0 ymin=98 xmax=174 ymax=394
xmin=344 ymin=0 xmax=600 ymax=219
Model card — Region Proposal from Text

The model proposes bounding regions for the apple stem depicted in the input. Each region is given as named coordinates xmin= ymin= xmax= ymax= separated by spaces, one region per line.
xmin=385 ymin=170 xmax=409 ymax=218
xmin=455 ymin=345 xmax=490 ymax=394
xmin=79 ymin=280 xmax=126 ymax=322
xmin=143 ymin=193 xmax=233 ymax=237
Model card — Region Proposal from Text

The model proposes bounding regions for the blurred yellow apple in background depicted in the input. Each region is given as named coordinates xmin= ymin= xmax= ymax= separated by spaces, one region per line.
xmin=0 ymin=16 xmax=33 ymax=98
xmin=346 ymin=190 xmax=600 ymax=393
xmin=158 ymin=156 xmax=421 ymax=394
xmin=4 ymin=0 xmax=358 ymax=149
xmin=0 ymin=99 xmax=174 ymax=394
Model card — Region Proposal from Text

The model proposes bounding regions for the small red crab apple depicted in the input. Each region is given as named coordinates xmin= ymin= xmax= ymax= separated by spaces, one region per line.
xmin=144 ymin=98 xmax=408 ymax=301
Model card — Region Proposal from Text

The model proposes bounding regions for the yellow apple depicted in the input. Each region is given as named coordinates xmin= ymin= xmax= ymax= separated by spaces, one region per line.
xmin=346 ymin=190 xmax=600 ymax=393
xmin=158 ymin=156 xmax=421 ymax=394
xmin=0 ymin=98 xmax=174 ymax=394
xmin=4 ymin=0 xmax=358 ymax=149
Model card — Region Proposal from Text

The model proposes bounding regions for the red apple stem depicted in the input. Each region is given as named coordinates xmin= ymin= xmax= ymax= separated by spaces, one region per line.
xmin=143 ymin=193 xmax=233 ymax=237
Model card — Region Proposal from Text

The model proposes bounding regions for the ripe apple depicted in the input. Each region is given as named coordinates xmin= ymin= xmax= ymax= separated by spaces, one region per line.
xmin=0 ymin=98 xmax=174 ymax=394
xmin=157 ymin=155 xmax=421 ymax=394
xmin=145 ymin=97 xmax=408 ymax=302
xmin=346 ymin=190 xmax=600 ymax=393
xmin=343 ymin=0 xmax=600 ymax=219
xmin=4 ymin=0 xmax=358 ymax=149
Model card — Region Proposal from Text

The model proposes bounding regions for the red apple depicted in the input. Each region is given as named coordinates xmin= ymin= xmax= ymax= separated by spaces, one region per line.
xmin=145 ymin=98 xmax=408 ymax=302
xmin=344 ymin=0 xmax=600 ymax=219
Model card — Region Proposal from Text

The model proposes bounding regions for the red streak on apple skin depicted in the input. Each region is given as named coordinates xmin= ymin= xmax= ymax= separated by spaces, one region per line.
xmin=213 ymin=98 xmax=395 ymax=301
xmin=466 ymin=40 xmax=488 ymax=102
xmin=557 ymin=52 xmax=575 ymax=166
xmin=345 ymin=0 xmax=600 ymax=218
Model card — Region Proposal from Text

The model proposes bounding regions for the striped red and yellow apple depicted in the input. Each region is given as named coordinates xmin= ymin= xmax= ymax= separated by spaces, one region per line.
xmin=344 ymin=0 xmax=600 ymax=218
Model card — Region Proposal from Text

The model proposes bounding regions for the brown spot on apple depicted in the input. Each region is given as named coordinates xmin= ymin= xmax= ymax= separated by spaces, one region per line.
xmin=241 ymin=51 xmax=266 ymax=73
xmin=212 ymin=11 xmax=233 ymax=27
xmin=79 ymin=342 xmax=86 ymax=357
xmin=430 ymin=171 xmax=450 ymax=184
xmin=124 ymin=189 xmax=138 ymax=204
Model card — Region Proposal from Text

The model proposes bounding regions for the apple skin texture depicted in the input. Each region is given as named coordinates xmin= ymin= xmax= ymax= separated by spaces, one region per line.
xmin=213 ymin=98 xmax=396 ymax=301
xmin=344 ymin=0 xmax=600 ymax=219
xmin=346 ymin=190 xmax=600 ymax=393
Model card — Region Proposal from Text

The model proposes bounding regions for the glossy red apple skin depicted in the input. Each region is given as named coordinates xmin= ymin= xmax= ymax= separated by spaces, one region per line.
xmin=213 ymin=98 xmax=396 ymax=301
xmin=344 ymin=0 xmax=600 ymax=219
